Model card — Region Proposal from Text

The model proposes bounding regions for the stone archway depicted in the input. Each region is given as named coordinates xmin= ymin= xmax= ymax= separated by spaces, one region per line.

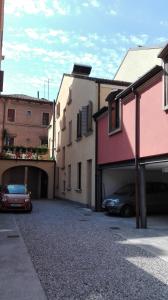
xmin=2 ymin=166 xmax=48 ymax=199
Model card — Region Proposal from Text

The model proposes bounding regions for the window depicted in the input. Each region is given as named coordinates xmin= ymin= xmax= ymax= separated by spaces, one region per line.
xmin=62 ymin=108 xmax=66 ymax=130
xmin=67 ymin=164 xmax=71 ymax=190
xmin=68 ymin=120 xmax=72 ymax=145
xmin=81 ymin=101 xmax=93 ymax=136
xmin=108 ymin=98 xmax=121 ymax=134
xmin=7 ymin=109 xmax=15 ymax=122
xmin=56 ymin=167 xmax=59 ymax=189
xmin=57 ymin=131 xmax=61 ymax=151
xmin=62 ymin=146 xmax=65 ymax=169
xmin=76 ymin=111 xmax=82 ymax=139
xmin=56 ymin=102 xmax=60 ymax=118
xmin=67 ymin=86 xmax=72 ymax=105
xmin=5 ymin=135 xmax=15 ymax=146
xmin=42 ymin=113 xmax=49 ymax=126
xmin=63 ymin=180 xmax=66 ymax=193
xmin=40 ymin=137 xmax=48 ymax=146
xmin=77 ymin=162 xmax=82 ymax=190
xmin=164 ymin=61 xmax=168 ymax=108
xmin=26 ymin=110 xmax=31 ymax=116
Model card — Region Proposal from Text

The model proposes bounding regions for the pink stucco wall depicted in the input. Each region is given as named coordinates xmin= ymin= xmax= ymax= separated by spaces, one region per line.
xmin=97 ymin=99 xmax=135 ymax=165
xmin=139 ymin=76 xmax=168 ymax=157
xmin=97 ymin=73 xmax=167 ymax=166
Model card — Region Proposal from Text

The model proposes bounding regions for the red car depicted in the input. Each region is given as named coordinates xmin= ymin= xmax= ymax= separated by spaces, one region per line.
xmin=0 ymin=184 xmax=32 ymax=212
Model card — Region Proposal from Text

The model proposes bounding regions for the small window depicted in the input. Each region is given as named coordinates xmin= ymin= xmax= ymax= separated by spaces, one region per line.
xmin=67 ymin=87 xmax=72 ymax=105
xmin=68 ymin=120 xmax=72 ymax=145
xmin=40 ymin=137 xmax=48 ymax=146
xmin=62 ymin=108 xmax=66 ymax=130
xmin=108 ymin=99 xmax=121 ymax=134
xmin=67 ymin=164 xmax=71 ymax=190
xmin=77 ymin=162 xmax=82 ymax=190
xmin=63 ymin=180 xmax=66 ymax=193
xmin=6 ymin=135 xmax=14 ymax=146
xmin=57 ymin=131 xmax=61 ymax=151
xmin=81 ymin=101 xmax=93 ymax=136
xmin=56 ymin=167 xmax=59 ymax=189
xmin=62 ymin=146 xmax=65 ymax=169
xmin=7 ymin=109 xmax=15 ymax=122
xmin=56 ymin=102 xmax=60 ymax=118
xmin=26 ymin=110 xmax=31 ymax=116
xmin=42 ymin=113 xmax=49 ymax=126
xmin=76 ymin=111 xmax=82 ymax=139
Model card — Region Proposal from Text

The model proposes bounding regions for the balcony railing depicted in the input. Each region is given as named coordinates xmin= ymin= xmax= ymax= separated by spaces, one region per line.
xmin=0 ymin=145 xmax=50 ymax=160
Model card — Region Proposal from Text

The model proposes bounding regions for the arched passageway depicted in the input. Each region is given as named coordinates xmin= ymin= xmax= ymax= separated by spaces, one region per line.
xmin=2 ymin=166 xmax=48 ymax=199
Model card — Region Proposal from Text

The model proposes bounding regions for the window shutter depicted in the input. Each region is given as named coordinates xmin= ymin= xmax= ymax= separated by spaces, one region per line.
xmin=87 ymin=101 xmax=93 ymax=131
xmin=81 ymin=105 xmax=88 ymax=135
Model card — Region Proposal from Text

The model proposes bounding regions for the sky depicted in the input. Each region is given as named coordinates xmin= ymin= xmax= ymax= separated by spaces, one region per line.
xmin=2 ymin=0 xmax=168 ymax=101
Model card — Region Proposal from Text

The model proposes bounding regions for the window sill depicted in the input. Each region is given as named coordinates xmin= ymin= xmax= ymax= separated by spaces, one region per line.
xmin=108 ymin=128 xmax=121 ymax=136
xmin=76 ymin=137 xmax=82 ymax=142
xmin=84 ymin=130 xmax=93 ymax=137
xmin=163 ymin=104 xmax=168 ymax=111
xmin=75 ymin=189 xmax=82 ymax=193
xmin=67 ymin=99 xmax=72 ymax=105
xmin=67 ymin=142 xmax=72 ymax=147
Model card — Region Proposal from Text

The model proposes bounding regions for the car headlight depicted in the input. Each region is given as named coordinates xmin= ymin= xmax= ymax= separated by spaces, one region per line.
xmin=25 ymin=198 xmax=30 ymax=202
xmin=1 ymin=196 xmax=8 ymax=202
xmin=111 ymin=199 xmax=120 ymax=204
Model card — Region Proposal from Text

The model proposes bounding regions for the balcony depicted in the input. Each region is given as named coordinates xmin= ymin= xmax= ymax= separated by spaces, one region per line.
xmin=0 ymin=145 xmax=50 ymax=160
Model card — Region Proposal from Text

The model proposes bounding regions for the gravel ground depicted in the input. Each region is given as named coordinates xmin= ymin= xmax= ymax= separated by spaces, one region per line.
xmin=15 ymin=200 xmax=168 ymax=300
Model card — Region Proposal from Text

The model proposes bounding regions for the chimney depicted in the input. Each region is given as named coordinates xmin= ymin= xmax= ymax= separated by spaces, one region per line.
xmin=72 ymin=64 xmax=92 ymax=76
xmin=37 ymin=91 xmax=39 ymax=98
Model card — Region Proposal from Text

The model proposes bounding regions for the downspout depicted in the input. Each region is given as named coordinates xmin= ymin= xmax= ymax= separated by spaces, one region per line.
xmin=1 ymin=97 xmax=6 ymax=151
xmin=132 ymin=88 xmax=140 ymax=228
xmin=53 ymin=160 xmax=56 ymax=199
xmin=52 ymin=100 xmax=56 ymax=199
xmin=52 ymin=100 xmax=56 ymax=159
xmin=95 ymin=83 xmax=100 ymax=211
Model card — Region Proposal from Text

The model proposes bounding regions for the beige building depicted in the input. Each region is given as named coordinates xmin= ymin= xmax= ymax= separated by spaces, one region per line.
xmin=0 ymin=94 xmax=53 ymax=153
xmin=51 ymin=64 xmax=129 ymax=208
xmin=114 ymin=45 xmax=162 ymax=82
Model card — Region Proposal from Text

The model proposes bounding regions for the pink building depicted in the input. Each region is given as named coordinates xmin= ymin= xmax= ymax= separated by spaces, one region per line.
xmin=0 ymin=94 xmax=53 ymax=157
xmin=94 ymin=43 xmax=168 ymax=228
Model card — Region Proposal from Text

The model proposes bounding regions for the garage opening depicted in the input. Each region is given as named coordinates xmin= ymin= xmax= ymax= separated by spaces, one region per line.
xmin=2 ymin=166 xmax=48 ymax=199
xmin=101 ymin=162 xmax=168 ymax=228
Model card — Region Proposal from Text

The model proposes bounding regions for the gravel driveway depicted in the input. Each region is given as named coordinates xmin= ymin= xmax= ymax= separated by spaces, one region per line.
xmin=15 ymin=200 xmax=168 ymax=300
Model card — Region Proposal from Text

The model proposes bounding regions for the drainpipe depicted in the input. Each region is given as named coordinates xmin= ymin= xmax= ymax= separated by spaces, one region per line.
xmin=53 ymin=160 xmax=56 ymax=199
xmin=95 ymin=83 xmax=101 ymax=211
xmin=132 ymin=88 xmax=140 ymax=228
xmin=52 ymin=100 xmax=56 ymax=159
xmin=1 ymin=97 xmax=6 ymax=151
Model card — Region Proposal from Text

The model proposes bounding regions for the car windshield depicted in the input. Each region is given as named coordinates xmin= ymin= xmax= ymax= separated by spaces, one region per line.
xmin=114 ymin=184 xmax=135 ymax=195
xmin=5 ymin=185 xmax=27 ymax=194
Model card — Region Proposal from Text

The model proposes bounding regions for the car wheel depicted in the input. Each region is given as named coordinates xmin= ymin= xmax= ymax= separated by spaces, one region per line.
xmin=120 ymin=205 xmax=133 ymax=217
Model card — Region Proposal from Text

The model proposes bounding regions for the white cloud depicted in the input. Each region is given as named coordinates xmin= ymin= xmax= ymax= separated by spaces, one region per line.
xmin=5 ymin=0 xmax=53 ymax=17
xmin=160 ymin=20 xmax=168 ymax=26
xmin=108 ymin=9 xmax=117 ymax=16
xmin=81 ymin=0 xmax=100 ymax=8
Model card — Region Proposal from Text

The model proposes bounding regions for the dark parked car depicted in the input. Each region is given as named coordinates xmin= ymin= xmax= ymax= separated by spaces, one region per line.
xmin=0 ymin=184 xmax=32 ymax=212
xmin=102 ymin=182 xmax=168 ymax=217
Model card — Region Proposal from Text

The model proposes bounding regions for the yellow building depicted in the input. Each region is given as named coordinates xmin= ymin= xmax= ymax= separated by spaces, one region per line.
xmin=49 ymin=64 xmax=129 ymax=208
